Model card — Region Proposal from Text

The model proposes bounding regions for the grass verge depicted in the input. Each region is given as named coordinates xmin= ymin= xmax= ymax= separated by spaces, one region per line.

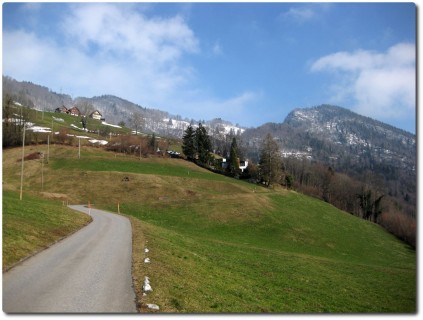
xmin=2 ymin=190 xmax=92 ymax=270
xmin=126 ymin=215 xmax=147 ymax=312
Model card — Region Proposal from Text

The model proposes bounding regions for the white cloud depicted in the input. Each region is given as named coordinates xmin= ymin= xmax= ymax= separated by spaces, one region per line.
xmin=282 ymin=3 xmax=332 ymax=24
xmin=310 ymin=43 xmax=415 ymax=121
xmin=3 ymin=4 xmax=200 ymax=106
xmin=284 ymin=7 xmax=315 ymax=22
xmin=61 ymin=3 xmax=199 ymax=64
xmin=3 ymin=3 xmax=262 ymax=125
xmin=3 ymin=30 xmax=72 ymax=83
xmin=21 ymin=3 xmax=42 ymax=12
xmin=215 ymin=91 xmax=260 ymax=118
xmin=163 ymin=89 xmax=262 ymax=125
xmin=212 ymin=41 xmax=223 ymax=56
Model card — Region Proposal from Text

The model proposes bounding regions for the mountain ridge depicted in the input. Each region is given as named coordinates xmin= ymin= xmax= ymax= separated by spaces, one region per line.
xmin=243 ymin=104 xmax=415 ymax=172
xmin=2 ymin=76 xmax=245 ymax=138
xmin=285 ymin=104 xmax=414 ymax=136
xmin=4 ymin=75 xmax=416 ymax=176
xmin=3 ymin=75 xmax=415 ymax=137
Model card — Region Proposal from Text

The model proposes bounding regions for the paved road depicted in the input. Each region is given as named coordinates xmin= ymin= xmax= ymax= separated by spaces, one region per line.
xmin=3 ymin=205 xmax=137 ymax=313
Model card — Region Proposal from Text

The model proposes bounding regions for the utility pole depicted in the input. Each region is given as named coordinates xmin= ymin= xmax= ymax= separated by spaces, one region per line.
xmin=20 ymin=125 xmax=26 ymax=200
xmin=51 ymin=118 xmax=54 ymax=143
xmin=41 ymin=153 xmax=44 ymax=191
xmin=47 ymin=135 xmax=50 ymax=163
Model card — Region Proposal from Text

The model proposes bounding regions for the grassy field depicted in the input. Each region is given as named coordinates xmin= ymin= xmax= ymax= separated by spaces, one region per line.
xmin=2 ymin=145 xmax=416 ymax=313
xmin=28 ymin=108 xmax=131 ymax=136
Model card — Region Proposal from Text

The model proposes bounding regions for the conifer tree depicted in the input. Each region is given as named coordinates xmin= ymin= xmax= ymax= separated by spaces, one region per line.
xmin=182 ymin=125 xmax=196 ymax=160
xmin=149 ymin=133 xmax=157 ymax=152
xmin=195 ymin=123 xmax=212 ymax=165
xmin=229 ymin=137 xmax=240 ymax=176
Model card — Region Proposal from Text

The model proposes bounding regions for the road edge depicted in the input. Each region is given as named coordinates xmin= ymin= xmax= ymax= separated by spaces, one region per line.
xmin=3 ymin=207 xmax=93 ymax=273
xmin=126 ymin=215 xmax=146 ymax=313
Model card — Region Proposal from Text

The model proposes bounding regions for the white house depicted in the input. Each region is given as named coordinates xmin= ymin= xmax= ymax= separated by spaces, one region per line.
xmin=89 ymin=110 xmax=102 ymax=120
xmin=221 ymin=158 xmax=228 ymax=169
xmin=239 ymin=160 xmax=249 ymax=172
xmin=220 ymin=158 xmax=249 ymax=172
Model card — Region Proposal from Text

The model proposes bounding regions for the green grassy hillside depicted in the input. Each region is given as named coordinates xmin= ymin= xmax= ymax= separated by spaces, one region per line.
xmin=12 ymin=108 xmax=130 ymax=145
xmin=2 ymin=145 xmax=416 ymax=312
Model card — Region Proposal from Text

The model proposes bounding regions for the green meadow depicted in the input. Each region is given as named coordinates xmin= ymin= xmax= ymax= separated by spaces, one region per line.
xmin=2 ymin=145 xmax=416 ymax=312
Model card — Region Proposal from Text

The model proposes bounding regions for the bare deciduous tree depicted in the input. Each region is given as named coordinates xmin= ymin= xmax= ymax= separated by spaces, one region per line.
xmin=130 ymin=111 xmax=144 ymax=135
xmin=259 ymin=134 xmax=282 ymax=187
xmin=76 ymin=101 xmax=95 ymax=116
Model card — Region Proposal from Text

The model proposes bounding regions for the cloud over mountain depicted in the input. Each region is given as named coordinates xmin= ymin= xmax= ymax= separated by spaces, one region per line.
xmin=310 ymin=42 xmax=415 ymax=121
xmin=3 ymin=3 xmax=199 ymax=106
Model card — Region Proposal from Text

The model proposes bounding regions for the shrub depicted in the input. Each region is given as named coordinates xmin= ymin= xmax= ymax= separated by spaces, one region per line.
xmin=379 ymin=211 xmax=416 ymax=248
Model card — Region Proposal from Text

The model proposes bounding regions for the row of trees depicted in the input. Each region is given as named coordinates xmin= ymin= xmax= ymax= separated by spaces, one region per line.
xmin=3 ymin=94 xmax=31 ymax=148
xmin=182 ymin=124 xmax=254 ymax=178
xmin=181 ymin=122 xmax=285 ymax=184
xmin=182 ymin=124 xmax=213 ymax=165
xmin=181 ymin=123 xmax=284 ymax=184
xmin=106 ymin=133 xmax=165 ymax=157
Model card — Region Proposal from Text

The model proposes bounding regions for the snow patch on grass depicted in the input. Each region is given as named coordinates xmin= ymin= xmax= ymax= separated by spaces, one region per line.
xmin=146 ymin=304 xmax=160 ymax=310
xmin=143 ymin=276 xmax=153 ymax=293
xmin=102 ymin=121 xmax=122 ymax=128
xmin=89 ymin=139 xmax=108 ymax=145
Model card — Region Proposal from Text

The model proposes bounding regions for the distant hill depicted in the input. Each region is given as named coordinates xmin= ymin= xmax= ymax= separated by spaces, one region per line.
xmin=2 ymin=76 xmax=245 ymax=138
xmin=3 ymin=76 xmax=415 ymax=176
xmin=243 ymin=104 xmax=415 ymax=173
xmin=2 ymin=76 xmax=73 ymax=111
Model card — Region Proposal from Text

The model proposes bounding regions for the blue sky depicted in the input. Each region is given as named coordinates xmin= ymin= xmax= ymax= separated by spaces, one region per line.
xmin=2 ymin=2 xmax=416 ymax=133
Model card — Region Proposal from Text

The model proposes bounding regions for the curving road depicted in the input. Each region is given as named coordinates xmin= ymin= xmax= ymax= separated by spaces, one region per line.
xmin=3 ymin=205 xmax=137 ymax=313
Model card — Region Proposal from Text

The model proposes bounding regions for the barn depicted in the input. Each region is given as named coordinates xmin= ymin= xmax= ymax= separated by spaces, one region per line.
xmin=55 ymin=105 xmax=68 ymax=113
xmin=66 ymin=106 xmax=81 ymax=116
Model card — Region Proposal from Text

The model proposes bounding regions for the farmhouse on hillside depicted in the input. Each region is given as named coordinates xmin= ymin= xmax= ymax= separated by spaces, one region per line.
xmin=89 ymin=110 xmax=103 ymax=120
xmin=55 ymin=105 xmax=68 ymax=113
xmin=66 ymin=106 xmax=81 ymax=116
xmin=220 ymin=158 xmax=249 ymax=172
xmin=239 ymin=160 xmax=249 ymax=172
